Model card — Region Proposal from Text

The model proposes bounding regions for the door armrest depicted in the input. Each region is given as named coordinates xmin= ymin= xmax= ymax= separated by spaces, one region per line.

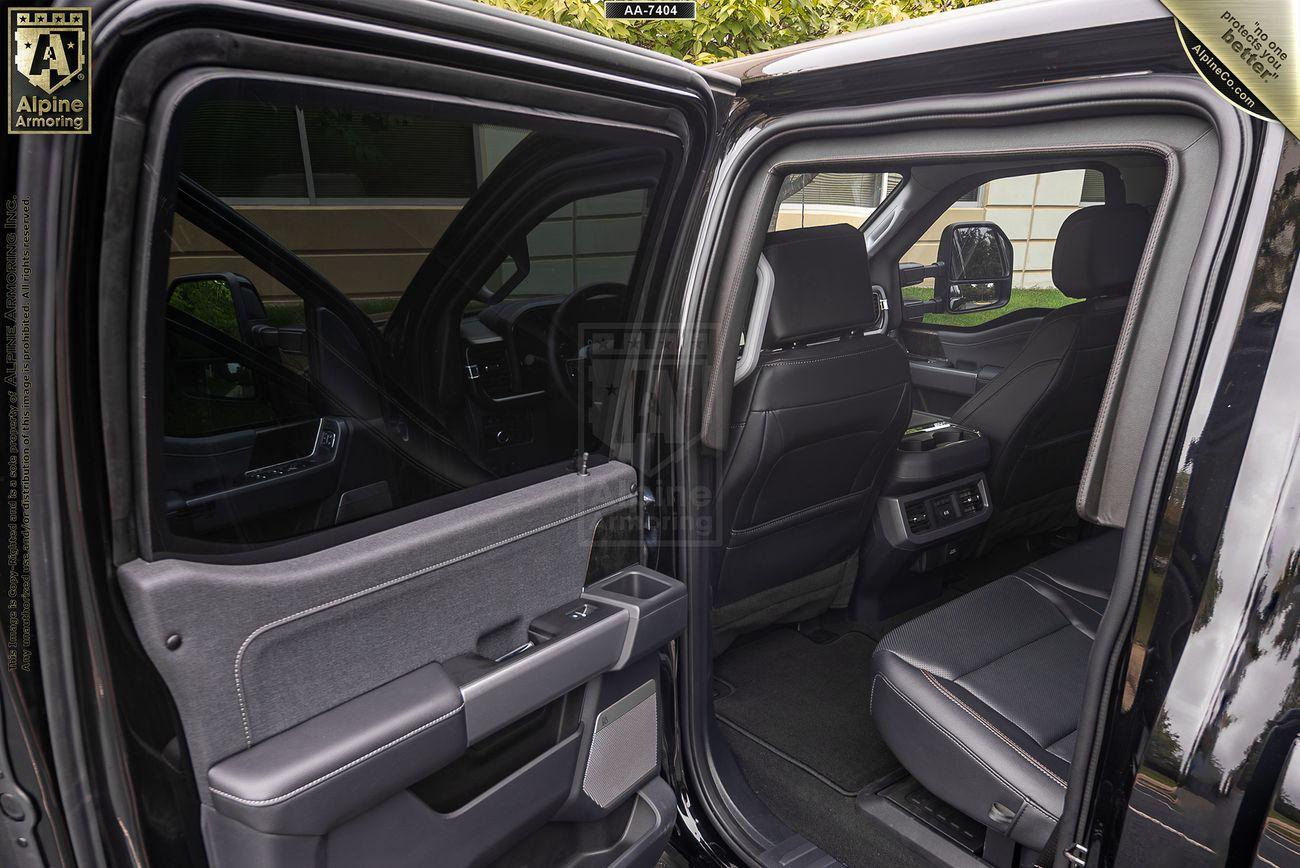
xmin=208 ymin=662 xmax=465 ymax=835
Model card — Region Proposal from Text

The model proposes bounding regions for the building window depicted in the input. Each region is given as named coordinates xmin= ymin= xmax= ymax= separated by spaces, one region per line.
xmin=180 ymin=99 xmax=488 ymax=204
xmin=774 ymin=171 xmax=905 ymax=229
xmin=1080 ymin=169 xmax=1106 ymax=204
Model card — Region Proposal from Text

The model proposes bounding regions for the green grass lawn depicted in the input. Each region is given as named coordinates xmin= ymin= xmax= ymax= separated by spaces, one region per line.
xmin=900 ymin=285 xmax=1077 ymax=326
xmin=264 ymin=296 xmax=401 ymax=328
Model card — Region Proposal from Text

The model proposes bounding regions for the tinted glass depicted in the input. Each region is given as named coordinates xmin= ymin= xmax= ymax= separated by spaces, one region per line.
xmin=301 ymin=108 xmax=477 ymax=199
xmin=156 ymin=88 xmax=666 ymax=553
xmin=181 ymin=100 xmax=308 ymax=198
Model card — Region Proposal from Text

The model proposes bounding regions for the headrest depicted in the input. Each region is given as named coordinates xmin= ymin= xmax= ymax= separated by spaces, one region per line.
xmin=762 ymin=224 xmax=878 ymax=346
xmin=1052 ymin=203 xmax=1152 ymax=298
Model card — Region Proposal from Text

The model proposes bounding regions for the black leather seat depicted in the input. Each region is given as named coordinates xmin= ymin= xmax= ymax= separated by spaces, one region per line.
xmin=712 ymin=225 xmax=912 ymax=642
xmin=870 ymin=530 xmax=1122 ymax=850
xmin=949 ymin=204 xmax=1151 ymax=547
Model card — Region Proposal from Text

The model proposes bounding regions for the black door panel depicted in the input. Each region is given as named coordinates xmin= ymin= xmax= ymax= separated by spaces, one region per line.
xmin=902 ymin=311 xmax=1046 ymax=413
xmin=907 ymin=357 xmax=980 ymax=415
xmin=163 ymin=416 xmax=406 ymax=541
xmin=929 ymin=313 xmax=1045 ymax=368
xmin=120 ymin=461 xmax=684 ymax=867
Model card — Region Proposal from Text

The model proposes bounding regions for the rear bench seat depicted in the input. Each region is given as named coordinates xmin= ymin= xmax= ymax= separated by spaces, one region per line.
xmin=869 ymin=531 xmax=1122 ymax=850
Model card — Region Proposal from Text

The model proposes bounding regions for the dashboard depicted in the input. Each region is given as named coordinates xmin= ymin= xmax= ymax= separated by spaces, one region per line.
xmin=460 ymin=297 xmax=571 ymax=476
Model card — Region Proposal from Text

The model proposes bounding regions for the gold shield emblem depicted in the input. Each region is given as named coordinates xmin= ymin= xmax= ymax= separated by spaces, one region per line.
xmin=13 ymin=14 xmax=84 ymax=95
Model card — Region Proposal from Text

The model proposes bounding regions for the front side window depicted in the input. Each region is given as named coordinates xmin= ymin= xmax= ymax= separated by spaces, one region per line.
xmin=153 ymin=84 xmax=667 ymax=554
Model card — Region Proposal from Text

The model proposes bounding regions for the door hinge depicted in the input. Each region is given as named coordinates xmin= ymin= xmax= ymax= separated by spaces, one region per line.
xmin=1064 ymin=843 xmax=1088 ymax=867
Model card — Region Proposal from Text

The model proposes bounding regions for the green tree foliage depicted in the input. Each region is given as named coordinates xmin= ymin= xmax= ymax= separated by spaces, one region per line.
xmin=168 ymin=278 xmax=241 ymax=339
xmin=475 ymin=0 xmax=991 ymax=64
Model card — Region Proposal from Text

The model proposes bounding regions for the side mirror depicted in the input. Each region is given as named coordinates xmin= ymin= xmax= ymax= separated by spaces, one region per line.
xmin=167 ymin=273 xmax=301 ymax=350
xmin=167 ymin=272 xmax=267 ymax=340
xmin=936 ymin=222 xmax=1013 ymax=314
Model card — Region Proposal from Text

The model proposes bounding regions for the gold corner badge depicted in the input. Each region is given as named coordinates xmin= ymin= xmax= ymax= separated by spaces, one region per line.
xmin=8 ymin=7 xmax=91 ymax=135
xmin=1162 ymin=2 xmax=1294 ymax=135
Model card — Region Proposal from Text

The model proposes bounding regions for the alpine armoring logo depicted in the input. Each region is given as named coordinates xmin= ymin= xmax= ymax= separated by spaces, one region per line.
xmin=7 ymin=7 xmax=92 ymax=135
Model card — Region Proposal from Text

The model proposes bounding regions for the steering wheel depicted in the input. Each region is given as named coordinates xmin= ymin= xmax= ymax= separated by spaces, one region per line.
xmin=546 ymin=282 xmax=627 ymax=408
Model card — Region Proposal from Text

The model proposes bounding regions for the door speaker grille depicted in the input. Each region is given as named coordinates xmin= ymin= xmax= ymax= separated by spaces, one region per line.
xmin=582 ymin=680 xmax=658 ymax=808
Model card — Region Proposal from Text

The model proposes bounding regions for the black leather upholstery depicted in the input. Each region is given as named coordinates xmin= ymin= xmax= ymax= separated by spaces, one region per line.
xmin=870 ymin=531 xmax=1122 ymax=850
xmin=1051 ymin=203 xmax=1151 ymax=298
xmin=712 ymin=226 xmax=911 ymax=630
xmin=763 ymin=224 xmax=885 ymax=345
xmin=950 ymin=204 xmax=1151 ymax=545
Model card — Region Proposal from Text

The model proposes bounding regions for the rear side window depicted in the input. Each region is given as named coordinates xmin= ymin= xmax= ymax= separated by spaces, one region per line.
xmin=151 ymin=83 xmax=667 ymax=555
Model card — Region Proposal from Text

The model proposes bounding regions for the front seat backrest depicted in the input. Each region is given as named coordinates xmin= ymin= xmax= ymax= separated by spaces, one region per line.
xmin=712 ymin=224 xmax=912 ymax=644
xmin=952 ymin=203 xmax=1151 ymax=546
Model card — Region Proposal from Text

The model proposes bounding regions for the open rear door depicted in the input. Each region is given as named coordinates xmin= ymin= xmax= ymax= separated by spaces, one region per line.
xmin=20 ymin=1 xmax=726 ymax=865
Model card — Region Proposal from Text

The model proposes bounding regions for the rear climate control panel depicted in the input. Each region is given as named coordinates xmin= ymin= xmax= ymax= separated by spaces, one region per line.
xmin=879 ymin=473 xmax=992 ymax=547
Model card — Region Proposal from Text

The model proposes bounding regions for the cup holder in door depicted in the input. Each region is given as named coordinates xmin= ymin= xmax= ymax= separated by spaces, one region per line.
xmin=597 ymin=570 xmax=672 ymax=601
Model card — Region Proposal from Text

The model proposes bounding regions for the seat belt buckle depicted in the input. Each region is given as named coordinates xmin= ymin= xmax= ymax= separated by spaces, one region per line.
xmin=1064 ymin=843 xmax=1089 ymax=867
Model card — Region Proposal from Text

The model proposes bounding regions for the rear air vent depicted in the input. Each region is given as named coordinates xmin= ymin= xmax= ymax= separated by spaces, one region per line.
xmin=905 ymin=500 xmax=931 ymax=534
xmin=955 ymin=484 xmax=984 ymax=517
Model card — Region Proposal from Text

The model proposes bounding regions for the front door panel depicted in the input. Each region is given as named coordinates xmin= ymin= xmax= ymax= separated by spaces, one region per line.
xmin=901 ymin=313 xmax=1045 ymax=414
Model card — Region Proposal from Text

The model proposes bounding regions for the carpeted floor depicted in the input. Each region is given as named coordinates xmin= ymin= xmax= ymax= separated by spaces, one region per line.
xmin=720 ymin=727 xmax=936 ymax=868
xmin=713 ymin=628 xmax=898 ymax=795
xmin=709 ymin=539 xmax=1061 ymax=865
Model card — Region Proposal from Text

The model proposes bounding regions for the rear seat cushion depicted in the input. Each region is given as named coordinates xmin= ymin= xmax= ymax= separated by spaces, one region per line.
xmin=869 ymin=531 xmax=1122 ymax=850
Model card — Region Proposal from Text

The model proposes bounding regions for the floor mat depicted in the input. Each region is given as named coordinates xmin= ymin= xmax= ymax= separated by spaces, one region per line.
xmin=721 ymin=728 xmax=936 ymax=868
xmin=713 ymin=629 xmax=897 ymax=795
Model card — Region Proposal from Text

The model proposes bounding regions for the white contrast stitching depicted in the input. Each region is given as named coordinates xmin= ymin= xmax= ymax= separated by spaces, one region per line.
xmin=758 ymin=344 xmax=892 ymax=368
xmin=211 ymin=704 xmax=464 ymax=807
xmin=921 ymin=669 xmax=1067 ymax=788
xmin=234 ymin=491 xmax=635 ymax=745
